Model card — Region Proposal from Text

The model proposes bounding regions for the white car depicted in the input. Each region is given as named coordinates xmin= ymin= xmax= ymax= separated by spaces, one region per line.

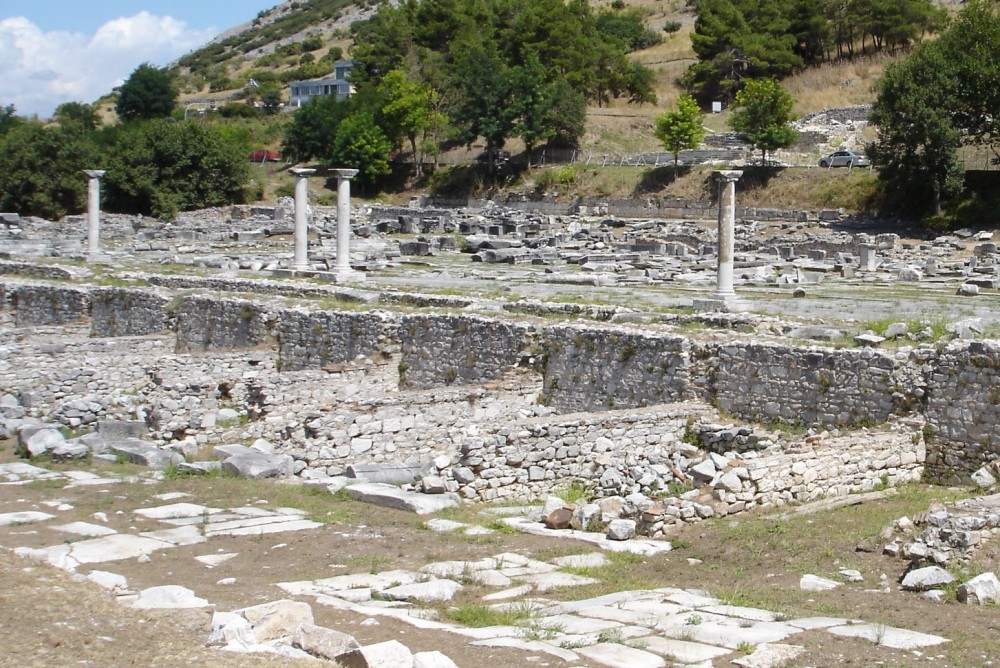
xmin=819 ymin=150 xmax=870 ymax=168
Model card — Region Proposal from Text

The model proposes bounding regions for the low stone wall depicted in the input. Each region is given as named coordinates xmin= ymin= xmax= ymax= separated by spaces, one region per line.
xmin=7 ymin=281 xmax=1000 ymax=485
xmin=0 ymin=261 xmax=83 ymax=281
xmin=174 ymin=296 xmax=271 ymax=353
xmin=449 ymin=405 xmax=704 ymax=503
xmin=398 ymin=315 xmax=532 ymax=389
xmin=925 ymin=341 xmax=1000 ymax=482
xmin=90 ymin=288 xmax=170 ymax=337
xmin=541 ymin=325 xmax=690 ymax=412
xmin=277 ymin=309 xmax=399 ymax=371
xmin=637 ymin=425 xmax=924 ymax=537
xmin=11 ymin=285 xmax=90 ymax=327
xmin=709 ymin=342 xmax=911 ymax=428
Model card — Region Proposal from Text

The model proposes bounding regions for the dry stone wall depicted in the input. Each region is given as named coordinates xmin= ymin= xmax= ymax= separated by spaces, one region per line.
xmin=90 ymin=288 xmax=170 ymax=337
xmin=709 ymin=342 xmax=910 ymax=428
xmin=925 ymin=340 xmax=1000 ymax=481
xmin=277 ymin=309 xmax=399 ymax=371
xmin=11 ymin=285 xmax=90 ymax=327
xmin=6 ymin=279 xmax=1000 ymax=485
xmin=541 ymin=325 xmax=690 ymax=412
xmin=174 ymin=296 xmax=271 ymax=353
xmin=398 ymin=315 xmax=532 ymax=389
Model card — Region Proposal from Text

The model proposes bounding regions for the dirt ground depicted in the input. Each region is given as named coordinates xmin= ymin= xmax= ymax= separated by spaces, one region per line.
xmin=2 ymin=450 xmax=1000 ymax=668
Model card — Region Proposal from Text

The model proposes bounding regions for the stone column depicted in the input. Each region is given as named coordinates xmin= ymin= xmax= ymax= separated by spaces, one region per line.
xmin=714 ymin=170 xmax=743 ymax=300
xmin=83 ymin=170 xmax=106 ymax=258
xmin=289 ymin=167 xmax=315 ymax=271
xmin=859 ymin=244 xmax=878 ymax=271
xmin=332 ymin=168 xmax=362 ymax=280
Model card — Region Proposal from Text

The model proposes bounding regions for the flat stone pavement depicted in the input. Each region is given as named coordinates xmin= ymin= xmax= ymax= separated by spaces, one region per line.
xmin=0 ymin=461 xmax=950 ymax=667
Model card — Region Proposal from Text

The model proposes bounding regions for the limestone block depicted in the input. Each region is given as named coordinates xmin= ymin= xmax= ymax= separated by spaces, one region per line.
xmin=292 ymin=623 xmax=361 ymax=660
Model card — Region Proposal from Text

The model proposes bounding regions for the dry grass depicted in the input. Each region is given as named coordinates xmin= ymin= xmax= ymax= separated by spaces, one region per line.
xmin=785 ymin=52 xmax=898 ymax=115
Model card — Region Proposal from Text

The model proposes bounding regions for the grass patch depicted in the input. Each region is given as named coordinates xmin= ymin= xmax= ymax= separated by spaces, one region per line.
xmin=555 ymin=551 xmax=655 ymax=600
xmin=443 ymin=602 xmax=536 ymax=628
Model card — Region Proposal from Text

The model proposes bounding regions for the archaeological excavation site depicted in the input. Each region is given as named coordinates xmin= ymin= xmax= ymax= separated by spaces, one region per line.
xmin=3 ymin=179 xmax=1000 ymax=667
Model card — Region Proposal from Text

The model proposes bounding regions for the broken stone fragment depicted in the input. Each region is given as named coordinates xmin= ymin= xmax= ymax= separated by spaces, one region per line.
xmin=544 ymin=507 xmax=573 ymax=530
xmin=957 ymin=572 xmax=1000 ymax=605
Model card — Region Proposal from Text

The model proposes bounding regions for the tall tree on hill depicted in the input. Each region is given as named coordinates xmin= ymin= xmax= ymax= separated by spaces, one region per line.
xmin=868 ymin=0 xmax=1000 ymax=218
xmin=654 ymin=94 xmax=706 ymax=171
xmin=116 ymin=63 xmax=177 ymax=121
xmin=728 ymin=78 xmax=798 ymax=164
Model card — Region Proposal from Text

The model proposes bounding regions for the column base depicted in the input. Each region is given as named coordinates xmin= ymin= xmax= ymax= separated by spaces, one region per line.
xmin=692 ymin=296 xmax=749 ymax=313
xmin=332 ymin=269 xmax=365 ymax=283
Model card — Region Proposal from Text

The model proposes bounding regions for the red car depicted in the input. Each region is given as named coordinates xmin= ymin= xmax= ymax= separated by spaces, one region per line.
xmin=249 ymin=149 xmax=282 ymax=163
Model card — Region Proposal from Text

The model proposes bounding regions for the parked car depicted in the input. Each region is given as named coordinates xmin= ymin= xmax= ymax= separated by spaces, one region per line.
xmin=248 ymin=149 xmax=282 ymax=163
xmin=818 ymin=150 xmax=870 ymax=168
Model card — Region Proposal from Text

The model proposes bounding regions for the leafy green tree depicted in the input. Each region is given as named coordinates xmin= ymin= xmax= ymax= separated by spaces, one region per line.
xmin=450 ymin=38 xmax=516 ymax=174
xmin=866 ymin=1 xmax=1000 ymax=217
xmin=259 ymin=84 xmax=284 ymax=115
xmin=282 ymin=95 xmax=351 ymax=164
xmin=0 ymin=104 xmax=22 ymax=138
xmin=0 ymin=121 xmax=98 ymax=219
xmin=377 ymin=68 xmax=438 ymax=175
xmin=728 ymin=78 xmax=798 ymax=163
xmin=116 ymin=63 xmax=177 ymax=121
xmin=54 ymin=102 xmax=100 ymax=130
xmin=654 ymin=94 xmax=706 ymax=170
xmin=329 ymin=111 xmax=392 ymax=184
xmin=104 ymin=120 xmax=250 ymax=219
xmin=869 ymin=49 xmax=961 ymax=215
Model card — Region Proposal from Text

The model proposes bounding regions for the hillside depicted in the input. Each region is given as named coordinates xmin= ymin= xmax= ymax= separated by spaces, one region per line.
xmin=167 ymin=0 xmax=894 ymax=160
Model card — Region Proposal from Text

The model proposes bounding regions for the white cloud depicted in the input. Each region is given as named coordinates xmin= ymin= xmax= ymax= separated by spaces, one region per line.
xmin=0 ymin=12 xmax=215 ymax=118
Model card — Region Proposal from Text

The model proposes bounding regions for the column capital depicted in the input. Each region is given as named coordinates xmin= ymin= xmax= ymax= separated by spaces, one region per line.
xmin=713 ymin=169 xmax=743 ymax=183
xmin=289 ymin=167 xmax=316 ymax=178
xmin=83 ymin=170 xmax=106 ymax=179
xmin=331 ymin=168 xmax=359 ymax=180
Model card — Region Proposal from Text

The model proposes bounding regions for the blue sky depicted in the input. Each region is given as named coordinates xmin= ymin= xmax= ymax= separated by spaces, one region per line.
xmin=1 ymin=1 xmax=280 ymax=118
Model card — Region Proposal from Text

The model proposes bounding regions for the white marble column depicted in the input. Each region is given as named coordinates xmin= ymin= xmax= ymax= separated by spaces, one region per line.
xmin=83 ymin=170 xmax=106 ymax=258
xmin=714 ymin=170 xmax=743 ymax=300
xmin=332 ymin=168 xmax=362 ymax=280
xmin=289 ymin=167 xmax=315 ymax=271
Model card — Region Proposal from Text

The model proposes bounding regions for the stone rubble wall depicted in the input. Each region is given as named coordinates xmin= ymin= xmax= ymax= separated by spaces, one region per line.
xmin=924 ymin=340 xmax=1000 ymax=482
xmin=540 ymin=325 xmax=690 ymax=412
xmin=707 ymin=342 xmax=910 ymax=428
xmin=276 ymin=308 xmax=399 ymax=372
xmin=11 ymin=285 xmax=91 ymax=327
xmin=636 ymin=425 xmax=924 ymax=537
xmin=0 ymin=326 xmax=167 ymax=427
xmin=4 ymin=280 xmax=1000 ymax=484
xmin=449 ymin=405 xmax=703 ymax=504
xmin=398 ymin=314 xmax=533 ymax=390
xmin=174 ymin=296 xmax=272 ymax=353
xmin=90 ymin=288 xmax=171 ymax=338
xmin=0 ymin=261 xmax=83 ymax=281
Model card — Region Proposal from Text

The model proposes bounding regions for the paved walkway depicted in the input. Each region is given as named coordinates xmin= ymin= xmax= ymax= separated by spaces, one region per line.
xmin=0 ymin=461 xmax=949 ymax=667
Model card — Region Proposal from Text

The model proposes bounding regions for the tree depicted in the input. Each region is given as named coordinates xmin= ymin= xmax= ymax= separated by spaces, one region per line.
xmin=282 ymin=95 xmax=351 ymax=164
xmin=0 ymin=104 xmax=22 ymax=138
xmin=104 ymin=120 xmax=250 ymax=219
xmin=259 ymin=84 xmax=284 ymax=115
xmin=329 ymin=111 xmax=392 ymax=184
xmin=450 ymin=38 xmax=516 ymax=175
xmin=54 ymin=102 xmax=100 ymax=130
xmin=116 ymin=63 xmax=177 ymax=121
xmin=377 ymin=68 xmax=438 ymax=175
xmin=869 ymin=50 xmax=962 ymax=215
xmin=729 ymin=78 xmax=798 ymax=163
xmin=654 ymin=94 xmax=706 ymax=170
xmin=0 ymin=121 xmax=98 ymax=219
